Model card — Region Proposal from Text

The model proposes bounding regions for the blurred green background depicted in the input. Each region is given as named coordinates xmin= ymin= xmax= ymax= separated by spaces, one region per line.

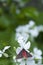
xmin=0 ymin=0 xmax=43 ymax=65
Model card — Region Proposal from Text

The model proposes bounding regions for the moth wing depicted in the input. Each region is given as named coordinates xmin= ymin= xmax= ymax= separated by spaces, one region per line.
xmin=26 ymin=51 xmax=32 ymax=57
xmin=16 ymin=50 xmax=23 ymax=59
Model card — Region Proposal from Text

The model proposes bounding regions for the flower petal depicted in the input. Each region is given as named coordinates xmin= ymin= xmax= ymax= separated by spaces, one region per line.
xmin=21 ymin=33 xmax=29 ymax=43
xmin=17 ymin=59 xmax=22 ymax=62
xmin=29 ymin=27 xmax=39 ymax=37
xmin=33 ymin=47 xmax=42 ymax=56
xmin=18 ymin=36 xmax=25 ymax=45
xmin=33 ymin=47 xmax=38 ymax=54
xmin=34 ymin=54 xmax=42 ymax=59
xmin=3 ymin=53 xmax=9 ymax=57
xmin=3 ymin=46 xmax=10 ymax=52
xmin=0 ymin=54 xmax=2 ymax=57
xmin=18 ymin=37 xmax=26 ymax=47
xmin=13 ymin=56 xmax=16 ymax=62
xmin=29 ymin=20 xmax=35 ymax=28
xmin=37 ymin=50 xmax=42 ymax=56
xmin=27 ymin=59 xmax=36 ymax=65
xmin=24 ymin=41 xmax=31 ymax=50
xmin=20 ymin=60 xmax=25 ymax=65
xmin=0 ymin=50 xmax=3 ymax=54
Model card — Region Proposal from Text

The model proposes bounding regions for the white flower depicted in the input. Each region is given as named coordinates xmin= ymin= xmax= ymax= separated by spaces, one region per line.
xmin=33 ymin=47 xmax=42 ymax=59
xmin=37 ymin=59 xmax=42 ymax=65
xmin=16 ymin=25 xmax=29 ymax=33
xmin=16 ymin=20 xmax=35 ymax=33
xmin=16 ymin=36 xmax=31 ymax=54
xmin=37 ymin=25 xmax=43 ymax=32
xmin=28 ymin=20 xmax=35 ymax=28
xmin=26 ymin=58 xmax=36 ymax=65
xmin=15 ymin=20 xmax=40 ymax=42
xmin=29 ymin=26 xmax=39 ymax=37
xmin=0 ymin=46 xmax=10 ymax=57
xmin=16 ymin=57 xmax=36 ymax=65
xmin=15 ymin=33 xmax=29 ymax=43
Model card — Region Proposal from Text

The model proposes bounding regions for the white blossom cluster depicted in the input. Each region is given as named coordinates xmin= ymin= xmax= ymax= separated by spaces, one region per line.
xmin=15 ymin=20 xmax=43 ymax=42
xmin=13 ymin=36 xmax=42 ymax=65
xmin=13 ymin=20 xmax=43 ymax=65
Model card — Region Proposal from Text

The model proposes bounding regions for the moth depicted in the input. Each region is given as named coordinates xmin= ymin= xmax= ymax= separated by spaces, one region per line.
xmin=16 ymin=48 xmax=32 ymax=59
